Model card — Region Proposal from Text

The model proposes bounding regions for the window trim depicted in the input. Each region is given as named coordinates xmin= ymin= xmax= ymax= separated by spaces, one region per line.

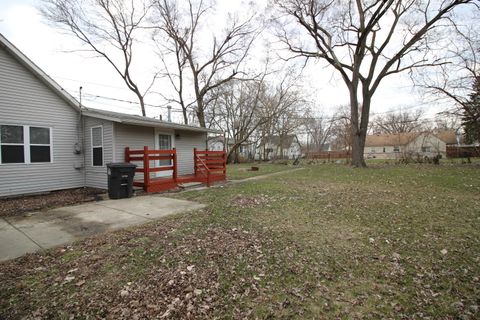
xmin=0 ymin=124 xmax=53 ymax=165
xmin=91 ymin=125 xmax=104 ymax=167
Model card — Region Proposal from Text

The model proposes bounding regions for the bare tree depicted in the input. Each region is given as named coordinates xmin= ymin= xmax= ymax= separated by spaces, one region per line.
xmin=272 ymin=107 xmax=307 ymax=158
xmin=210 ymin=79 xmax=267 ymax=163
xmin=152 ymin=0 xmax=259 ymax=127
xmin=304 ymin=111 xmax=334 ymax=152
xmin=272 ymin=0 xmax=476 ymax=167
xmin=416 ymin=16 xmax=479 ymax=111
xmin=330 ymin=105 xmax=353 ymax=152
xmin=42 ymin=0 xmax=153 ymax=116
xmin=414 ymin=14 xmax=480 ymax=143
xmin=256 ymin=75 xmax=305 ymax=160
xmin=372 ymin=109 xmax=424 ymax=134
xmin=434 ymin=112 xmax=462 ymax=131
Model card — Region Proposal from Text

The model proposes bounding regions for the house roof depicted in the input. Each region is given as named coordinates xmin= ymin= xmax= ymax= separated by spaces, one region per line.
xmin=435 ymin=130 xmax=457 ymax=144
xmin=366 ymin=130 xmax=458 ymax=147
xmin=0 ymin=33 xmax=220 ymax=134
xmin=365 ymin=132 xmax=419 ymax=147
xmin=82 ymin=108 xmax=221 ymax=133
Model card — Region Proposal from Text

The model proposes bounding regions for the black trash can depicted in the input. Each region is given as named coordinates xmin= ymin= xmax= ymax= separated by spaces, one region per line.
xmin=107 ymin=163 xmax=137 ymax=199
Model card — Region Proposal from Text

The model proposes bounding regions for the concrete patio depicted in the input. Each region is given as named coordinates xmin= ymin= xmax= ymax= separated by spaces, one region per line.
xmin=0 ymin=195 xmax=206 ymax=262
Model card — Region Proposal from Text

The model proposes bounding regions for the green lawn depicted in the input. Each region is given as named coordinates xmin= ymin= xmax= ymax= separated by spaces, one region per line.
xmin=226 ymin=162 xmax=298 ymax=180
xmin=1 ymin=163 xmax=479 ymax=319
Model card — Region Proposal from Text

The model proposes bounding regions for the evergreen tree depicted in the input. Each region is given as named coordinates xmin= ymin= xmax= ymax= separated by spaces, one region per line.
xmin=463 ymin=76 xmax=480 ymax=144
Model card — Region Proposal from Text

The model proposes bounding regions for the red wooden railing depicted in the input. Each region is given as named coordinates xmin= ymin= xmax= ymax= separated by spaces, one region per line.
xmin=125 ymin=147 xmax=226 ymax=192
xmin=194 ymin=148 xmax=227 ymax=186
xmin=194 ymin=152 xmax=211 ymax=187
xmin=125 ymin=146 xmax=177 ymax=192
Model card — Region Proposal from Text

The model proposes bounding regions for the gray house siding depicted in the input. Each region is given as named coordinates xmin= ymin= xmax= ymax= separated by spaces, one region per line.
xmin=0 ymin=45 xmax=84 ymax=197
xmin=83 ymin=116 xmax=114 ymax=189
xmin=176 ymin=130 xmax=207 ymax=175
xmin=113 ymin=124 xmax=206 ymax=176
xmin=114 ymin=123 xmax=155 ymax=182
xmin=114 ymin=123 xmax=155 ymax=162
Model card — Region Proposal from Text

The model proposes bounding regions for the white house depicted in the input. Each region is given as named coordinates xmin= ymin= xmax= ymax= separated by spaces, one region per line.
xmin=0 ymin=33 xmax=220 ymax=197
xmin=257 ymin=135 xmax=302 ymax=160
xmin=364 ymin=131 xmax=457 ymax=160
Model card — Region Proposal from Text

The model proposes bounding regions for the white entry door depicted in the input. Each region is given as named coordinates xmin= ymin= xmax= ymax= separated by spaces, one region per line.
xmin=155 ymin=130 xmax=175 ymax=177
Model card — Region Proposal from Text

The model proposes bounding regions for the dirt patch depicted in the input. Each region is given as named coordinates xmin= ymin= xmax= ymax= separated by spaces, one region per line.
xmin=0 ymin=188 xmax=105 ymax=218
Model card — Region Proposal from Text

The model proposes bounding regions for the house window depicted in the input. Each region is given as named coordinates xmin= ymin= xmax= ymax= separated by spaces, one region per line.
xmin=393 ymin=146 xmax=400 ymax=152
xmin=1 ymin=125 xmax=24 ymax=163
xmin=30 ymin=127 xmax=51 ymax=162
xmin=383 ymin=147 xmax=386 ymax=153
xmin=421 ymin=146 xmax=431 ymax=153
xmin=0 ymin=125 xmax=51 ymax=164
xmin=157 ymin=134 xmax=172 ymax=166
xmin=91 ymin=126 xmax=103 ymax=167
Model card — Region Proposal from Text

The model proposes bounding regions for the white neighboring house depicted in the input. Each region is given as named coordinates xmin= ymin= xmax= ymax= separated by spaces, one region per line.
xmin=208 ymin=137 xmax=256 ymax=161
xmin=208 ymin=136 xmax=225 ymax=152
xmin=364 ymin=131 xmax=457 ymax=160
xmin=0 ymin=33 xmax=218 ymax=197
xmin=257 ymin=135 xmax=302 ymax=160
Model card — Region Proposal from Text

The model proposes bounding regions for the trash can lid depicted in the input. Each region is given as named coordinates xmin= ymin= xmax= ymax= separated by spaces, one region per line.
xmin=107 ymin=162 xmax=137 ymax=168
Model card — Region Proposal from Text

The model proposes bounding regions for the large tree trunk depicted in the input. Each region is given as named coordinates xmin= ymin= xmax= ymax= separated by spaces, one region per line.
xmin=349 ymin=87 xmax=369 ymax=168
xmin=351 ymin=133 xmax=366 ymax=167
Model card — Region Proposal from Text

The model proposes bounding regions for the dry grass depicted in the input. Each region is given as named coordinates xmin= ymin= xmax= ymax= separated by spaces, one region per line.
xmin=1 ymin=163 xmax=479 ymax=319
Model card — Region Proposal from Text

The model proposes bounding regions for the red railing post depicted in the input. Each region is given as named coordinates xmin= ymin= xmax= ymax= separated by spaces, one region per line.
xmin=223 ymin=150 xmax=227 ymax=179
xmin=143 ymin=146 xmax=150 ymax=190
xmin=125 ymin=147 xmax=130 ymax=162
xmin=173 ymin=148 xmax=177 ymax=182
xmin=193 ymin=147 xmax=197 ymax=177
xmin=207 ymin=169 xmax=211 ymax=187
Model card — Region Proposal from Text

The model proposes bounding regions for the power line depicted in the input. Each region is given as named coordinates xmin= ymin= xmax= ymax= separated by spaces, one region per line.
xmin=69 ymin=89 xmax=185 ymax=113
xmin=56 ymin=75 xmax=128 ymax=90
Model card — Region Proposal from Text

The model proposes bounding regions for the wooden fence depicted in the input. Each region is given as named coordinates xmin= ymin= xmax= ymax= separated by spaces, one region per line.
xmin=305 ymin=151 xmax=351 ymax=160
xmin=446 ymin=146 xmax=480 ymax=158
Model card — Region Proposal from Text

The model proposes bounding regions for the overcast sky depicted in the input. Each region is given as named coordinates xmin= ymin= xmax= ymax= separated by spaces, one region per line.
xmin=0 ymin=0 xmax=452 ymax=123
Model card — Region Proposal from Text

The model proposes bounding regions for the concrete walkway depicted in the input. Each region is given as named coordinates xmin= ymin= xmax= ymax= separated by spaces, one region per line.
xmin=0 ymin=196 xmax=205 ymax=262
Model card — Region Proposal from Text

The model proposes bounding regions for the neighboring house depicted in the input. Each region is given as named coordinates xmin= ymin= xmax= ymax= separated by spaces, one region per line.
xmin=208 ymin=136 xmax=225 ymax=152
xmin=228 ymin=139 xmax=256 ymax=161
xmin=435 ymin=130 xmax=461 ymax=146
xmin=257 ymin=135 xmax=302 ymax=160
xmin=364 ymin=131 xmax=457 ymax=160
xmin=208 ymin=137 xmax=256 ymax=161
xmin=0 ymin=34 xmax=219 ymax=197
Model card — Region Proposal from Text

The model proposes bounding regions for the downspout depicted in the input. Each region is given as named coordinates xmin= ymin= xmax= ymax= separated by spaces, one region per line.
xmin=79 ymin=86 xmax=87 ymax=189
